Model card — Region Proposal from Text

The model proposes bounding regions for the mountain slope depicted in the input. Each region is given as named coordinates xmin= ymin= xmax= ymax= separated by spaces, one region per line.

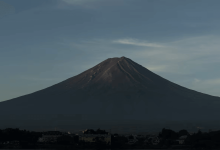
xmin=0 ymin=56 xmax=220 ymax=132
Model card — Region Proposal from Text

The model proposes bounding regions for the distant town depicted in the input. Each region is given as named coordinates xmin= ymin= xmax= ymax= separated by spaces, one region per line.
xmin=0 ymin=127 xmax=219 ymax=149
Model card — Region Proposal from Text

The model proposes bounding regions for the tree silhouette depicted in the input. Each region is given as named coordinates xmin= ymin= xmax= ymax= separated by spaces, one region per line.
xmin=159 ymin=128 xmax=178 ymax=140
xmin=197 ymin=129 xmax=202 ymax=135
xmin=111 ymin=135 xmax=128 ymax=149
xmin=178 ymin=129 xmax=188 ymax=137
xmin=56 ymin=135 xmax=73 ymax=145
xmin=96 ymin=128 xmax=108 ymax=134
xmin=84 ymin=129 xmax=96 ymax=134
xmin=128 ymin=135 xmax=134 ymax=139
xmin=92 ymin=136 xmax=107 ymax=149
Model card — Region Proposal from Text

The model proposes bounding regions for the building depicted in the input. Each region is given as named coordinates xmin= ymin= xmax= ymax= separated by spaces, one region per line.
xmin=144 ymin=136 xmax=160 ymax=145
xmin=0 ymin=140 xmax=20 ymax=149
xmin=152 ymin=137 xmax=160 ymax=145
xmin=176 ymin=135 xmax=187 ymax=144
xmin=38 ymin=131 xmax=63 ymax=143
xmin=79 ymin=134 xmax=111 ymax=145
xmin=124 ymin=134 xmax=137 ymax=139
xmin=127 ymin=139 xmax=138 ymax=145
xmin=1 ymin=140 xmax=19 ymax=145
xmin=136 ymin=134 xmax=145 ymax=139
xmin=124 ymin=134 xmax=138 ymax=144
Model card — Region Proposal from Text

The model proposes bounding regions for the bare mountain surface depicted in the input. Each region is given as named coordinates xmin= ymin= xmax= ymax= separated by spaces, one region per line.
xmin=1 ymin=56 xmax=220 ymax=133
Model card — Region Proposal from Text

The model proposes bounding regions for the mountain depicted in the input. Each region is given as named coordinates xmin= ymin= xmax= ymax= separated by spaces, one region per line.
xmin=1 ymin=56 xmax=220 ymax=133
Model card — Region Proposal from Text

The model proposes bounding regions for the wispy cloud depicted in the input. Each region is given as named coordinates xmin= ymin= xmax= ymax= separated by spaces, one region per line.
xmin=193 ymin=78 xmax=220 ymax=86
xmin=58 ymin=35 xmax=220 ymax=76
xmin=55 ymin=0 xmax=102 ymax=9
xmin=123 ymin=35 xmax=220 ymax=75
xmin=61 ymin=0 xmax=100 ymax=5
xmin=58 ymin=38 xmax=124 ymax=52
xmin=112 ymin=38 xmax=165 ymax=48
xmin=194 ymin=78 xmax=201 ymax=83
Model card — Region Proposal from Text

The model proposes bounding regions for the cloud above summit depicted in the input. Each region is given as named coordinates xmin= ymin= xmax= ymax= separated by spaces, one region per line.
xmin=112 ymin=38 xmax=164 ymax=48
xmin=55 ymin=34 xmax=220 ymax=97
xmin=61 ymin=0 xmax=101 ymax=5
xmin=58 ymin=0 xmax=115 ymax=9
xmin=59 ymin=35 xmax=220 ymax=75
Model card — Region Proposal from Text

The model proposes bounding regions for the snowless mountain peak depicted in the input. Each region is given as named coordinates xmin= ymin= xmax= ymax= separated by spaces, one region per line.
xmin=1 ymin=56 xmax=220 ymax=132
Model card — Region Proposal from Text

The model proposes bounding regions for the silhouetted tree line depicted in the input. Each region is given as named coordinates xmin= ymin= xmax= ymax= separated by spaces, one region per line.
xmin=0 ymin=128 xmax=42 ymax=142
xmin=1 ymin=127 xmax=220 ymax=149
xmin=0 ymin=127 xmax=110 ymax=149
xmin=0 ymin=128 xmax=42 ymax=148
xmin=56 ymin=134 xmax=79 ymax=145
xmin=83 ymin=128 xmax=109 ymax=134
xmin=159 ymin=128 xmax=189 ymax=139
xmin=157 ymin=128 xmax=220 ymax=149
xmin=110 ymin=128 xmax=220 ymax=149
xmin=185 ymin=129 xmax=220 ymax=149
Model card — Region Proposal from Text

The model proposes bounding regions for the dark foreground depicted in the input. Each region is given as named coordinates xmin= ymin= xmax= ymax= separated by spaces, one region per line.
xmin=1 ymin=127 xmax=220 ymax=149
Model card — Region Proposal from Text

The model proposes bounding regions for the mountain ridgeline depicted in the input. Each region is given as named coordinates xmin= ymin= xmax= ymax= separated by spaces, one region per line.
xmin=1 ymin=56 xmax=220 ymax=133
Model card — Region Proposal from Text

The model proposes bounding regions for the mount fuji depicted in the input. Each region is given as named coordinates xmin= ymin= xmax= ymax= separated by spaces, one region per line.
xmin=1 ymin=56 xmax=220 ymax=133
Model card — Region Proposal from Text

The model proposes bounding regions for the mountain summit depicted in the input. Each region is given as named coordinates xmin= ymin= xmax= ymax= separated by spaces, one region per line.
xmin=1 ymin=56 xmax=220 ymax=132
